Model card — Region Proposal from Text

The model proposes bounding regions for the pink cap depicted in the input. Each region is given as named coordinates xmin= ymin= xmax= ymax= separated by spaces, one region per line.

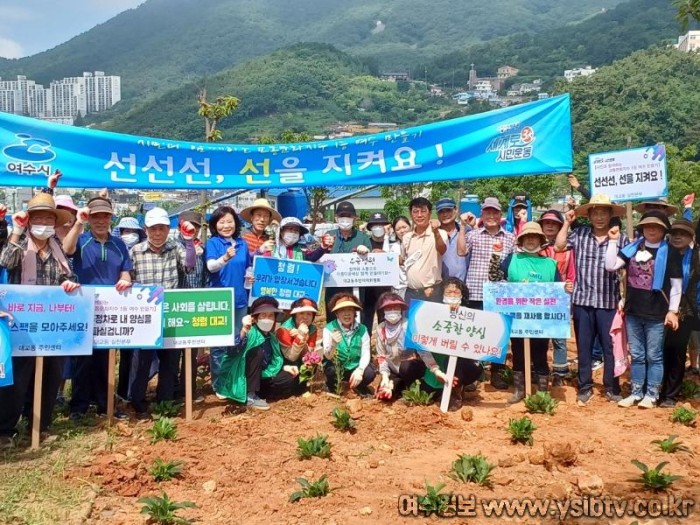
xmin=54 ymin=195 xmax=78 ymax=213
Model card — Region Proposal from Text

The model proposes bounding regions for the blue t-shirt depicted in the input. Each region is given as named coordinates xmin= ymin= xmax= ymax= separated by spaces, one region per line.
xmin=206 ymin=236 xmax=251 ymax=308
xmin=72 ymin=232 xmax=133 ymax=285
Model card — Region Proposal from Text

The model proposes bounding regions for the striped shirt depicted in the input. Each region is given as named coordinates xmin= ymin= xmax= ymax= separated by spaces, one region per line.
xmin=241 ymin=228 xmax=269 ymax=255
xmin=465 ymin=227 xmax=515 ymax=301
xmin=567 ymin=226 xmax=628 ymax=309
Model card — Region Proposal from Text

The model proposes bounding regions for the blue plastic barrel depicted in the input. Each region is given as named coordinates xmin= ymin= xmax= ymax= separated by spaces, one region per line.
xmin=459 ymin=194 xmax=481 ymax=217
xmin=276 ymin=188 xmax=308 ymax=221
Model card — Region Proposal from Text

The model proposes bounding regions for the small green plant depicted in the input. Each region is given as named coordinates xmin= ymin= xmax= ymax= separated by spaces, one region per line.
xmin=449 ymin=453 xmax=495 ymax=486
xmin=417 ymin=482 xmax=453 ymax=517
xmin=138 ymin=492 xmax=196 ymax=524
xmin=330 ymin=407 xmax=356 ymax=433
xmin=508 ymin=417 xmax=537 ymax=446
xmin=151 ymin=401 xmax=183 ymax=420
xmin=147 ymin=417 xmax=178 ymax=444
xmin=671 ymin=407 xmax=697 ymax=427
xmin=401 ymin=380 xmax=434 ymax=406
xmin=149 ymin=459 xmax=185 ymax=482
xmin=499 ymin=367 xmax=514 ymax=386
xmin=630 ymin=460 xmax=682 ymax=491
xmin=680 ymin=380 xmax=700 ymax=399
xmin=524 ymin=391 xmax=558 ymax=415
xmin=651 ymin=435 xmax=692 ymax=455
xmin=296 ymin=434 xmax=332 ymax=459
xmin=289 ymin=475 xmax=331 ymax=502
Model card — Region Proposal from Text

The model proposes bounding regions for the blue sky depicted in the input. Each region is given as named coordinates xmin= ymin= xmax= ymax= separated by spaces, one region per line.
xmin=0 ymin=1 xmax=145 ymax=58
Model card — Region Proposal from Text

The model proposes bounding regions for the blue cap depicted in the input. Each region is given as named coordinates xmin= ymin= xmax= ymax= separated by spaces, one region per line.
xmin=435 ymin=198 xmax=457 ymax=212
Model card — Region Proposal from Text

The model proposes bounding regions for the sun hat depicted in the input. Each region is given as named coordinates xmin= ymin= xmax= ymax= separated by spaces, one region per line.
xmin=537 ymin=209 xmax=564 ymax=225
xmin=87 ymin=197 xmax=114 ymax=215
xmin=54 ymin=194 xmax=78 ymax=213
xmin=637 ymin=210 xmax=671 ymax=231
xmin=116 ymin=217 xmax=143 ymax=231
xmin=669 ymin=219 xmax=695 ymax=237
xmin=290 ymin=298 xmax=319 ymax=315
xmin=634 ymin=197 xmax=678 ymax=217
xmin=279 ymin=216 xmax=309 ymax=235
xmin=378 ymin=295 xmax=408 ymax=311
xmin=26 ymin=193 xmax=73 ymax=226
xmin=516 ymin=221 xmax=547 ymax=244
xmin=331 ymin=299 xmax=362 ymax=312
xmin=574 ymin=194 xmax=625 ymax=218
xmin=144 ymin=207 xmax=170 ymax=227
xmin=239 ymin=198 xmax=282 ymax=223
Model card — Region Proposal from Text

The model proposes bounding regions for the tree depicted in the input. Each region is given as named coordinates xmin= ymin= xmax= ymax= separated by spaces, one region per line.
xmin=675 ymin=0 xmax=700 ymax=30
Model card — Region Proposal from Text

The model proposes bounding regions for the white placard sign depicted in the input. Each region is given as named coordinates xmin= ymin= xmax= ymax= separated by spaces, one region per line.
xmin=320 ymin=252 xmax=400 ymax=288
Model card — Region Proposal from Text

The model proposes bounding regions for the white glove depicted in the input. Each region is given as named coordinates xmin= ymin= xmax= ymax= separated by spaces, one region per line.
xmin=330 ymin=330 xmax=342 ymax=345
xmin=349 ymin=368 xmax=364 ymax=388
xmin=356 ymin=245 xmax=369 ymax=256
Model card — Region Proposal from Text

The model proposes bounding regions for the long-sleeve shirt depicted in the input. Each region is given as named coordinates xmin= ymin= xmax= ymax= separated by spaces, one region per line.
xmin=322 ymin=322 xmax=370 ymax=371
xmin=130 ymin=240 xmax=188 ymax=289
xmin=375 ymin=321 xmax=415 ymax=375
xmin=0 ymin=238 xmax=75 ymax=285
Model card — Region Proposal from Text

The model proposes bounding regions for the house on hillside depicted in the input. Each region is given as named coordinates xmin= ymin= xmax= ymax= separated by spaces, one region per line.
xmin=564 ymin=66 xmax=597 ymax=82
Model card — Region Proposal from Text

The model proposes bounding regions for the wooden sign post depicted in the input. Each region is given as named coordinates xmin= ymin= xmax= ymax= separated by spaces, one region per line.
xmin=30 ymin=357 xmax=44 ymax=450
xmin=185 ymin=348 xmax=193 ymax=421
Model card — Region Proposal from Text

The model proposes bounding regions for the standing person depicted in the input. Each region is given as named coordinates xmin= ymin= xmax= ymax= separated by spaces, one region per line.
xmin=659 ymin=219 xmax=698 ymax=407
xmin=128 ymin=207 xmax=194 ymax=418
xmin=435 ymin=198 xmax=468 ymax=282
xmin=464 ymin=197 xmax=515 ymax=390
xmin=490 ymin=222 xmax=562 ymax=403
xmin=240 ymin=198 xmax=281 ymax=256
xmin=0 ymin=193 xmax=80 ymax=444
xmin=505 ymin=194 xmax=532 ymax=237
xmin=53 ymin=195 xmax=79 ymax=242
xmin=555 ymin=194 xmax=628 ymax=405
xmin=323 ymin=201 xmax=371 ymax=323
xmin=389 ymin=215 xmax=411 ymax=299
xmin=206 ymin=205 xmax=252 ymax=395
xmin=62 ymin=197 xmax=133 ymax=420
xmin=538 ymin=209 xmax=576 ymax=385
xmin=264 ymin=217 xmax=332 ymax=262
xmin=402 ymin=197 xmax=447 ymax=303
xmin=364 ymin=211 xmax=392 ymax=333
xmin=115 ymin=217 xmax=146 ymax=249
xmin=606 ymin=211 xmax=681 ymax=408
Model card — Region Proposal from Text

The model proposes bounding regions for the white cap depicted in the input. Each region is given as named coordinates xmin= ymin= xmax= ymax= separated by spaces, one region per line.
xmin=144 ymin=207 xmax=170 ymax=227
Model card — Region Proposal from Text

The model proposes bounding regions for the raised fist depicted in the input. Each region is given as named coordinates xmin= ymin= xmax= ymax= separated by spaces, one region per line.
xmin=430 ymin=218 xmax=441 ymax=230
xmin=0 ymin=204 xmax=7 ymax=220
xmin=180 ymin=221 xmax=196 ymax=240
xmin=12 ymin=211 xmax=29 ymax=229
xmin=608 ymin=226 xmax=620 ymax=241
xmin=77 ymin=207 xmax=90 ymax=225
xmin=565 ymin=210 xmax=576 ymax=224
xmin=331 ymin=330 xmax=342 ymax=345
xmin=48 ymin=169 xmax=62 ymax=189
xmin=683 ymin=193 xmax=695 ymax=208
xmin=321 ymin=234 xmax=335 ymax=249
xmin=356 ymin=245 xmax=369 ymax=256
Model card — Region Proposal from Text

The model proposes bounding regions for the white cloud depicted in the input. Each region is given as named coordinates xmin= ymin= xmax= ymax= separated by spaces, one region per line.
xmin=0 ymin=37 xmax=24 ymax=59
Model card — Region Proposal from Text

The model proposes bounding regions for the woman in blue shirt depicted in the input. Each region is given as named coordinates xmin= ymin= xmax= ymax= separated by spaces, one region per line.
xmin=206 ymin=205 xmax=252 ymax=394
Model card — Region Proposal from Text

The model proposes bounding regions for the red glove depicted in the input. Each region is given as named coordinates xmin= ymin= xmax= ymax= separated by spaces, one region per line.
xmin=180 ymin=221 xmax=196 ymax=240
xmin=13 ymin=211 xmax=29 ymax=230
xmin=683 ymin=193 xmax=695 ymax=208
xmin=0 ymin=204 xmax=7 ymax=220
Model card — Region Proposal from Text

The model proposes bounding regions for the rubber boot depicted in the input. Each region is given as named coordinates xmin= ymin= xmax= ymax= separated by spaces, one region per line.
xmin=507 ymin=372 xmax=525 ymax=404
xmin=537 ymin=373 xmax=549 ymax=393
xmin=490 ymin=366 xmax=509 ymax=390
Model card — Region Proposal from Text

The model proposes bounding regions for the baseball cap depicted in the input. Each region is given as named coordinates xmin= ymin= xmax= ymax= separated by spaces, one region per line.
xmin=87 ymin=197 xmax=114 ymax=215
xmin=367 ymin=212 xmax=389 ymax=226
xmin=435 ymin=198 xmax=457 ymax=212
xmin=512 ymin=195 xmax=528 ymax=208
xmin=335 ymin=201 xmax=356 ymax=216
xmin=481 ymin=197 xmax=502 ymax=212
xmin=144 ymin=207 xmax=170 ymax=227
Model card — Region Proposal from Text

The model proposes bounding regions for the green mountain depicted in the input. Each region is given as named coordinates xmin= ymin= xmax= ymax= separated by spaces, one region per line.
xmin=0 ymin=0 xmax=622 ymax=105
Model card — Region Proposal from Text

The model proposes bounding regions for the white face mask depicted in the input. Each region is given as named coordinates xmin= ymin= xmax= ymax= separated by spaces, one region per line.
xmin=443 ymin=296 xmax=461 ymax=306
xmin=121 ymin=233 xmax=139 ymax=247
xmin=384 ymin=310 xmax=402 ymax=324
xmin=337 ymin=218 xmax=354 ymax=230
xmin=371 ymin=226 xmax=385 ymax=238
xmin=282 ymin=231 xmax=300 ymax=246
xmin=31 ymin=225 xmax=54 ymax=240
xmin=257 ymin=318 xmax=275 ymax=333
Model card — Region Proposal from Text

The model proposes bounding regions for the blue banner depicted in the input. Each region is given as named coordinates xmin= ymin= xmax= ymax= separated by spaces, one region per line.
xmin=482 ymin=282 xmax=571 ymax=339
xmin=0 ymin=95 xmax=572 ymax=189
xmin=0 ymin=316 xmax=12 ymax=386
xmin=0 ymin=285 xmax=96 ymax=356
xmin=250 ymin=257 xmax=324 ymax=310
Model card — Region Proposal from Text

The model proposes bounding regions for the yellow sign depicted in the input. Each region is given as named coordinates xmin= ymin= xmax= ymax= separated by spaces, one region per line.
xmin=142 ymin=193 xmax=162 ymax=202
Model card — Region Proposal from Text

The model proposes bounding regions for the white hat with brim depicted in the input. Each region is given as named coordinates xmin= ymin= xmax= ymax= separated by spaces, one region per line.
xmin=240 ymin=198 xmax=282 ymax=223
xmin=144 ymin=207 xmax=171 ymax=227
xmin=251 ymin=304 xmax=282 ymax=316
xmin=574 ymin=194 xmax=625 ymax=218
xmin=280 ymin=216 xmax=309 ymax=235
xmin=331 ymin=299 xmax=361 ymax=313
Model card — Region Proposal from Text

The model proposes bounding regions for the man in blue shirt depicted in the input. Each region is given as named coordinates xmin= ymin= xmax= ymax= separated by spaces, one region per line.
xmin=63 ymin=197 xmax=132 ymax=419
xmin=436 ymin=198 xmax=468 ymax=281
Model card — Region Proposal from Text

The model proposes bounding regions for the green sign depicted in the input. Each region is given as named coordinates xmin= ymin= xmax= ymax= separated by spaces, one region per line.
xmin=162 ymin=288 xmax=235 ymax=349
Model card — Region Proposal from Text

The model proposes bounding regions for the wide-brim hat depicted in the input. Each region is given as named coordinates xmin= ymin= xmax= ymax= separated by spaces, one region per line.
xmin=331 ymin=299 xmax=361 ymax=313
xmin=669 ymin=219 xmax=695 ymax=237
xmin=251 ymin=303 xmax=282 ymax=316
xmin=637 ymin=210 xmax=671 ymax=231
xmin=240 ymin=198 xmax=282 ymax=223
xmin=26 ymin=193 xmax=74 ymax=226
xmin=574 ymin=194 xmax=625 ymax=218
xmin=378 ymin=297 xmax=407 ymax=311
xmin=634 ymin=197 xmax=678 ymax=216
xmin=516 ymin=221 xmax=547 ymax=244
xmin=279 ymin=216 xmax=309 ymax=235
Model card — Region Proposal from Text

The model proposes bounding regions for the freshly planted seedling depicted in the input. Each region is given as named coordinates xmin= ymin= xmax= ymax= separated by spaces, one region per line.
xmin=630 ymin=460 xmax=682 ymax=491
xmin=651 ymin=435 xmax=692 ymax=455
xmin=671 ymin=407 xmax=697 ymax=427
xmin=508 ymin=417 xmax=537 ymax=446
xmin=138 ymin=492 xmax=195 ymax=524
xmin=417 ymin=482 xmax=453 ymax=517
xmin=330 ymin=407 xmax=356 ymax=433
xmin=499 ymin=367 xmax=514 ymax=386
xmin=401 ymin=380 xmax=434 ymax=406
xmin=296 ymin=434 xmax=332 ymax=459
xmin=149 ymin=459 xmax=185 ymax=482
xmin=449 ymin=453 xmax=495 ymax=486
xmin=147 ymin=417 xmax=178 ymax=444
xmin=151 ymin=401 xmax=183 ymax=420
xmin=524 ymin=391 xmax=558 ymax=415
xmin=289 ymin=475 xmax=331 ymax=502
xmin=680 ymin=380 xmax=700 ymax=400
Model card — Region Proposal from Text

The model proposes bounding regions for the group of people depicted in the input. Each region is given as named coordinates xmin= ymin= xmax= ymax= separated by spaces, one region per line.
xmin=1 ymin=172 xmax=699 ymax=444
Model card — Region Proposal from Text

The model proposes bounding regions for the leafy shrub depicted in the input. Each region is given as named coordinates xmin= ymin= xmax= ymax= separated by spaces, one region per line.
xmin=401 ymin=381 xmax=434 ymax=406
xmin=449 ymin=453 xmax=495 ymax=486
xmin=151 ymin=401 xmax=183 ymax=419
xmin=296 ymin=434 xmax=332 ymax=459
xmin=289 ymin=475 xmax=331 ymax=502
xmin=417 ymin=482 xmax=453 ymax=517
xmin=680 ymin=380 xmax=700 ymax=400
xmin=138 ymin=492 xmax=195 ymax=524
xmin=524 ymin=391 xmax=558 ymax=415
xmin=508 ymin=417 xmax=536 ymax=446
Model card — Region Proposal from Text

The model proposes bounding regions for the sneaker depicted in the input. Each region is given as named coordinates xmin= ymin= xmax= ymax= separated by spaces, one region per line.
xmin=576 ymin=390 xmax=593 ymax=406
xmin=658 ymin=398 xmax=676 ymax=408
xmin=617 ymin=394 xmax=642 ymax=408
xmin=605 ymin=392 xmax=622 ymax=403
xmin=638 ymin=396 xmax=656 ymax=409
xmin=464 ymin=381 xmax=478 ymax=392
xmin=215 ymin=393 xmax=227 ymax=400
xmin=194 ymin=395 xmax=205 ymax=404
xmin=246 ymin=394 xmax=270 ymax=411
xmin=591 ymin=360 xmax=603 ymax=372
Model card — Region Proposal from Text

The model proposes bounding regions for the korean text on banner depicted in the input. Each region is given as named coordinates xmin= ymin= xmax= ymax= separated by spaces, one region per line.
xmin=90 ymin=285 xmax=165 ymax=349
xmin=482 ymin=282 xmax=571 ymax=339
xmin=0 ymin=95 xmax=572 ymax=190
xmin=404 ymin=300 xmax=512 ymax=364
xmin=250 ymin=257 xmax=324 ymax=310
xmin=320 ymin=252 xmax=399 ymax=288
xmin=162 ymin=288 xmax=235 ymax=349
xmin=0 ymin=284 xmax=95 ymax=357
xmin=589 ymin=144 xmax=668 ymax=202
xmin=0 ymin=316 xmax=12 ymax=386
